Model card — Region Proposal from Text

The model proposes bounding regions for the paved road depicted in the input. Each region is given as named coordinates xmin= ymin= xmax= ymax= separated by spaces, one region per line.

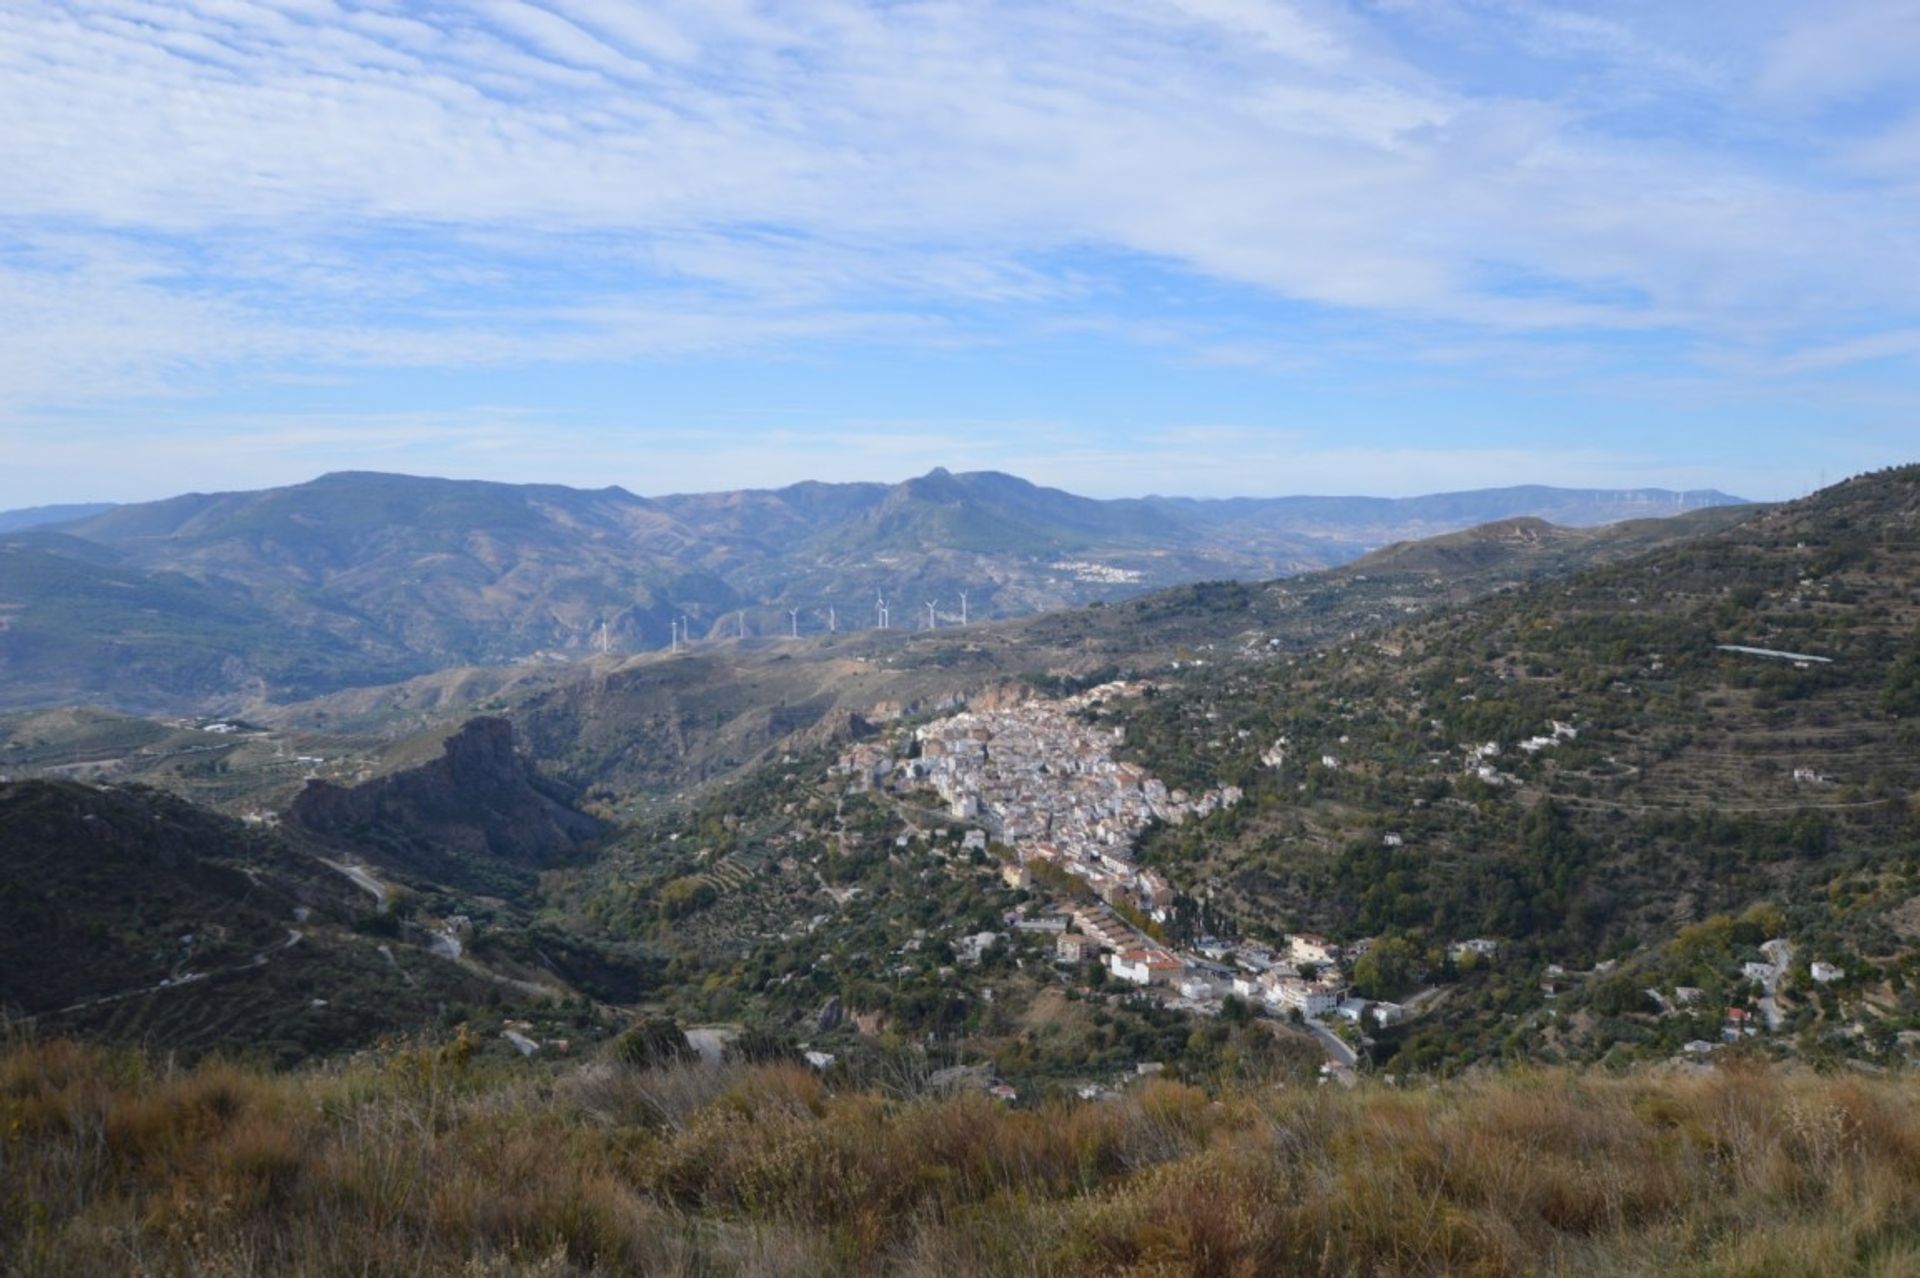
xmin=1303 ymin=1017 xmax=1358 ymax=1069
xmin=1756 ymin=939 xmax=1792 ymax=1031
xmin=27 ymin=929 xmax=303 ymax=1022
xmin=322 ymin=858 xmax=389 ymax=910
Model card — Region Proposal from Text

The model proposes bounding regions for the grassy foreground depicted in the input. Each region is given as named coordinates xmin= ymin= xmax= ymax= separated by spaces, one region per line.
xmin=6 ymin=1039 xmax=1920 ymax=1276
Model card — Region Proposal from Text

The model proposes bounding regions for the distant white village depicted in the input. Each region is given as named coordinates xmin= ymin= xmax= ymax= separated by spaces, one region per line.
xmin=835 ymin=682 xmax=1433 ymax=1069
xmin=834 ymin=680 xmax=1854 ymax=1079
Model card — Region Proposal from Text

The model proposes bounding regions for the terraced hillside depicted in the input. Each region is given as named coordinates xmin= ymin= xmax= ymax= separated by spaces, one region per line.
xmin=1102 ymin=465 xmax=1920 ymax=1069
xmin=0 ymin=780 xmax=517 ymax=1064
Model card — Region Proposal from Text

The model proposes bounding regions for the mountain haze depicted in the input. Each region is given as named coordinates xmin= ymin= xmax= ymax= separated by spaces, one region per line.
xmin=0 ymin=468 xmax=1747 ymax=715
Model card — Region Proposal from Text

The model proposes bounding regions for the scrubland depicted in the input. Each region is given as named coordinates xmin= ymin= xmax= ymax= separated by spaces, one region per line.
xmin=6 ymin=1037 xmax=1920 ymax=1276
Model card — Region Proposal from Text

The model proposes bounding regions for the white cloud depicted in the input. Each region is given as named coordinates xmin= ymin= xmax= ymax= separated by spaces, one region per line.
xmin=0 ymin=0 xmax=1915 ymax=425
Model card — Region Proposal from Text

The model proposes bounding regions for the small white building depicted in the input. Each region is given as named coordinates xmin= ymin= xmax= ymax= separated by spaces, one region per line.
xmin=1811 ymin=961 xmax=1844 ymax=984
xmin=1270 ymin=976 xmax=1345 ymax=1017
xmin=1111 ymin=947 xmax=1184 ymax=986
xmin=955 ymin=932 xmax=1001 ymax=966
xmin=1178 ymin=974 xmax=1221 ymax=1002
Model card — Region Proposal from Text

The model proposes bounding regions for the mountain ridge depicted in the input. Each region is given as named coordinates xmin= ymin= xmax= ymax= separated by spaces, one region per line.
xmin=0 ymin=468 xmax=1751 ymax=716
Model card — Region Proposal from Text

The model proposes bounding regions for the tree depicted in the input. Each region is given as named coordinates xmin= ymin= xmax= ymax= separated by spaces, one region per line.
xmin=1353 ymin=937 xmax=1419 ymax=999
xmin=611 ymin=1015 xmax=694 ymax=1070
xmin=1886 ymin=629 xmax=1920 ymax=718
xmin=659 ymin=876 xmax=717 ymax=920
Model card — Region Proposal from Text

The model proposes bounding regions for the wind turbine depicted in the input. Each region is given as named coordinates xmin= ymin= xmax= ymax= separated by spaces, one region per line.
xmin=958 ymin=590 xmax=968 ymax=625
xmin=788 ymin=608 xmax=800 ymax=638
xmin=924 ymin=600 xmax=937 ymax=630
xmin=738 ymin=611 xmax=747 ymax=640
xmin=827 ymin=605 xmax=837 ymax=633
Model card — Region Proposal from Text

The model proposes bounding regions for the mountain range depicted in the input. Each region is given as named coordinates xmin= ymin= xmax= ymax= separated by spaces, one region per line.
xmin=0 ymin=468 xmax=1745 ymax=714
xmin=5 ymin=464 xmax=1916 ymax=1090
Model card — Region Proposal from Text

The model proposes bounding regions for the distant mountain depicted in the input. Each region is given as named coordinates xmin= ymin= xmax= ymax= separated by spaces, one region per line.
xmin=0 ymin=502 xmax=117 ymax=533
xmin=0 ymin=530 xmax=416 ymax=713
xmin=1149 ymin=484 xmax=1745 ymax=544
xmin=1 ymin=468 xmax=1748 ymax=714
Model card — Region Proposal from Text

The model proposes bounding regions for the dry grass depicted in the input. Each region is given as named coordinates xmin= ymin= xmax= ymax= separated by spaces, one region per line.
xmin=5 ymin=1039 xmax=1920 ymax=1275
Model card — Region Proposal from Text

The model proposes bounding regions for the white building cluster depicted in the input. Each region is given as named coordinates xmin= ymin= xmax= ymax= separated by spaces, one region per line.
xmin=853 ymin=683 xmax=1240 ymax=922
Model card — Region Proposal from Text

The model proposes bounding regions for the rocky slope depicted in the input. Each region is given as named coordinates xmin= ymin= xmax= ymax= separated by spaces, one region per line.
xmin=290 ymin=717 xmax=602 ymax=894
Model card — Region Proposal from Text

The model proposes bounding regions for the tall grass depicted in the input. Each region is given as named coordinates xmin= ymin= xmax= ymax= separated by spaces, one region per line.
xmin=5 ymin=1038 xmax=1920 ymax=1275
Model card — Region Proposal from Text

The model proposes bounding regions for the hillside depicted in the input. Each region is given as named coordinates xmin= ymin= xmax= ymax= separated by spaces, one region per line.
xmin=0 ymin=469 xmax=1748 ymax=715
xmin=0 ymin=503 xmax=1759 ymax=818
xmin=0 ymin=780 xmax=525 ymax=1063
xmin=0 ymin=501 xmax=116 ymax=533
xmin=0 ymin=532 xmax=412 ymax=713
xmin=6 ymin=1037 xmax=1917 ymax=1276
xmin=1101 ymin=465 xmax=1920 ymax=1069
xmin=518 ymin=470 xmax=1920 ymax=1081
xmin=290 ymin=717 xmax=603 ymax=895
xmin=260 ymin=502 xmax=1755 ymax=805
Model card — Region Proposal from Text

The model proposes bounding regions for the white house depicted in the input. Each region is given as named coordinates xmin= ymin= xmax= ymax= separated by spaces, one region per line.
xmin=955 ymin=932 xmax=1001 ymax=966
xmin=1811 ymin=961 xmax=1844 ymax=984
xmin=1270 ymin=976 xmax=1346 ymax=1017
xmin=1178 ymin=974 xmax=1221 ymax=1002
xmin=1110 ymin=947 xmax=1183 ymax=986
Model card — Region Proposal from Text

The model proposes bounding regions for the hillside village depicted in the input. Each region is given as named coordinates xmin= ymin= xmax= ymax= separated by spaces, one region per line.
xmin=835 ymin=683 xmax=1427 ymax=1071
xmin=829 ymin=665 xmax=1882 ymax=1078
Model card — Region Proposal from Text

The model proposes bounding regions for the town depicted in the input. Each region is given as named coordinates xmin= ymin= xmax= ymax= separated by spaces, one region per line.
xmin=836 ymin=682 xmax=1419 ymax=1075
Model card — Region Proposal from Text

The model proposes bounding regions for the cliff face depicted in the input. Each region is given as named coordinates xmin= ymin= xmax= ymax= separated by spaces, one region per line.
xmin=290 ymin=717 xmax=600 ymax=894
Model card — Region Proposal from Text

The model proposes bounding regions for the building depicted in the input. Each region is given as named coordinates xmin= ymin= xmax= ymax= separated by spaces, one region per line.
xmin=1056 ymin=932 xmax=1097 ymax=963
xmin=1178 ymin=974 xmax=1220 ymax=1002
xmin=1287 ymin=933 xmax=1339 ymax=966
xmin=954 ymin=932 xmax=1000 ymax=967
xmin=1000 ymin=861 xmax=1031 ymax=890
xmin=1111 ymin=947 xmax=1184 ymax=986
xmin=1013 ymin=914 xmax=1066 ymax=935
xmin=1811 ymin=961 xmax=1844 ymax=983
xmin=1270 ymin=976 xmax=1346 ymax=1017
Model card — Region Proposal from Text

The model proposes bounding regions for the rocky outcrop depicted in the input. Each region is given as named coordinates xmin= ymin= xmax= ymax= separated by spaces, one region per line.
xmin=290 ymin=717 xmax=600 ymax=893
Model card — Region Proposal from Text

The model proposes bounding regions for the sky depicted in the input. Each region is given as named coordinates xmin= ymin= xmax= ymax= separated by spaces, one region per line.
xmin=3 ymin=0 xmax=1919 ymax=507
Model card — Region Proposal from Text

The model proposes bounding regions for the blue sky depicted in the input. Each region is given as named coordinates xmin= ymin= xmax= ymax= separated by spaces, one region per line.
xmin=3 ymin=0 xmax=1919 ymax=506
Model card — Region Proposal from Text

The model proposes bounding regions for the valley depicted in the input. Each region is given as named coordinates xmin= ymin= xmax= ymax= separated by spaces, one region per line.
xmin=6 ymin=467 xmax=1919 ymax=1144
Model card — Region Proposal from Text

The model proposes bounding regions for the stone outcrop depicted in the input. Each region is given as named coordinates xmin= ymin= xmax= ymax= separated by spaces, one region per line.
xmin=290 ymin=717 xmax=600 ymax=891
